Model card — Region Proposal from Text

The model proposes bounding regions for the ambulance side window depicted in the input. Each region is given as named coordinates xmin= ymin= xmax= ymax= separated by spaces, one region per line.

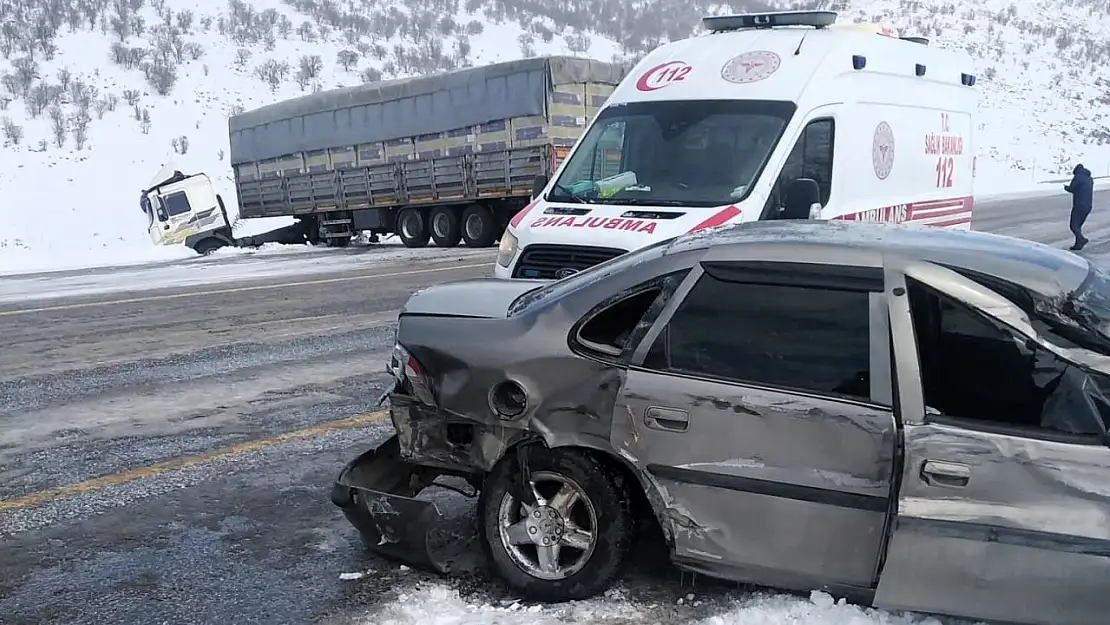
xmin=777 ymin=118 xmax=835 ymax=206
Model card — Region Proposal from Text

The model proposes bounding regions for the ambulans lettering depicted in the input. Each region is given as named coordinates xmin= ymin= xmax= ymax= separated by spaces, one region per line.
xmin=848 ymin=205 xmax=909 ymax=222
xmin=529 ymin=216 xmax=657 ymax=234
xmin=924 ymin=134 xmax=963 ymax=155
xmin=635 ymin=62 xmax=691 ymax=92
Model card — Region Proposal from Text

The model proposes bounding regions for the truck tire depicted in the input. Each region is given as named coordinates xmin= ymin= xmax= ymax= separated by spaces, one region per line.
xmin=429 ymin=206 xmax=462 ymax=247
xmin=461 ymin=204 xmax=497 ymax=248
xmin=191 ymin=238 xmax=223 ymax=255
xmin=397 ymin=207 xmax=430 ymax=248
xmin=477 ymin=447 xmax=632 ymax=603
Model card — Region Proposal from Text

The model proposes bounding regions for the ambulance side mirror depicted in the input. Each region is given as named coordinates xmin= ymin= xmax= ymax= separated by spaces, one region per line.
xmin=531 ymin=174 xmax=548 ymax=200
xmin=782 ymin=178 xmax=821 ymax=220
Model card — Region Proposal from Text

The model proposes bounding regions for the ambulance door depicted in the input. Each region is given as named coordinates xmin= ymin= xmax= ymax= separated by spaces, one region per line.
xmin=760 ymin=108 xmax=837 ymax=220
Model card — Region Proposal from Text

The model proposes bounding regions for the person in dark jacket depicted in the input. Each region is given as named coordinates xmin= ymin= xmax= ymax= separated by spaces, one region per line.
xmin=1064 ymin=164 xmax=1093 ymax=250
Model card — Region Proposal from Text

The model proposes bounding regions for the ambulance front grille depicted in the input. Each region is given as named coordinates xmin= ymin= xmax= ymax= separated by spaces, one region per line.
xmin=512 ymin=244 xmax=627 ymax=279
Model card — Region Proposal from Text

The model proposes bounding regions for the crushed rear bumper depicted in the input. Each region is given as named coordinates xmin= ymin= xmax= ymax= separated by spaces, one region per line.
xmin=330 ymin=434 xmax=450 ymax=573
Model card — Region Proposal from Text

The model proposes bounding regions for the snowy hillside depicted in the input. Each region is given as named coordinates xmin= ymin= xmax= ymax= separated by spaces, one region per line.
xmin=0 ymin=0 xmax=1108 ymax=272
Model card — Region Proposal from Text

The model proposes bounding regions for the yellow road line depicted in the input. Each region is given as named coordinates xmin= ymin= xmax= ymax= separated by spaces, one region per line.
xmin=0 ymin=261 xmax=491 ymax=317
xmin=0 ymin=409 xmax=389 ymax=513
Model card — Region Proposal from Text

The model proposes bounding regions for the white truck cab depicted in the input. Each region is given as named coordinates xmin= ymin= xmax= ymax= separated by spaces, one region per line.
xmin=495 ymin=11 xmax=979 ymax=279
xmin=142 ymin=164 xmax=231 ymax=253
xmin=141 ymin=164 xmax=316 ymax=254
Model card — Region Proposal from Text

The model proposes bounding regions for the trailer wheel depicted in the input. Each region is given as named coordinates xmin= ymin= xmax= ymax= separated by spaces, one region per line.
xmin=397 ymin=207 xmax=430 ymax=248
xmin=429 ymin=206 xmax=462 ymax=247
xmin=478 ymin=447 xmax=632 ymax=603
xmin=461 ymin=204 xmax=497 ymax=248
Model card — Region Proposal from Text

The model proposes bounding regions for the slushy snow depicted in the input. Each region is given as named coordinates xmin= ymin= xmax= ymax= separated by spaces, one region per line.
xmin=367 ymin=583 xmax=980 ymax=625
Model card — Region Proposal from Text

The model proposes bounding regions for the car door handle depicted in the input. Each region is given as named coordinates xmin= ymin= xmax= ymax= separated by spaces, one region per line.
xmin=644 ymin=406 xmax=689 ymax=432
xmin=921 ymin=460 xmax=970 ymax=488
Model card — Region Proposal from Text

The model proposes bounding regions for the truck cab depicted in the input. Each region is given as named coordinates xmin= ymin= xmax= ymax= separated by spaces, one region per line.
xmin=142 ymin=165 xmax=232 ymax=254
xmin=494 ymin=11 xmax=979 ymax=279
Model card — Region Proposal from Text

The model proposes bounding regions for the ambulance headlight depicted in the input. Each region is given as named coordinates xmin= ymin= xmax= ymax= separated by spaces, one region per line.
xmin=497 ymin=231 xmax=519 ymax=268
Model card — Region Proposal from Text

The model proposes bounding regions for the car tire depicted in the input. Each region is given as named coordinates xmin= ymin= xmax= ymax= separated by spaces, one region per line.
xmin=397 ymin=207 xmax=430 ymax=248
xmin=461 ymin=204 xmax=497 ymax=248
xmin=478 ymin=447 xmax=632 ymax=603
xmin=429 ymin=206 xmax=462 ymax=247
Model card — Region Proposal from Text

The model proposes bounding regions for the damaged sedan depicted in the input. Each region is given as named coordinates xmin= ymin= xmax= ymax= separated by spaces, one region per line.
xmin=331 ymin=220 xmax=1110 ymax=625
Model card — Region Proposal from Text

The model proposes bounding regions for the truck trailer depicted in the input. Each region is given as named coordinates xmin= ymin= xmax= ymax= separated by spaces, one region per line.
xmin=144 ymin=56 xmax=631 ymax=255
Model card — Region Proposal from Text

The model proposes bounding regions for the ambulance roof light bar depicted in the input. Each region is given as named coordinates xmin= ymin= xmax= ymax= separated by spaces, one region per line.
xmin=702 ymin=10 xmax=838 ymax=34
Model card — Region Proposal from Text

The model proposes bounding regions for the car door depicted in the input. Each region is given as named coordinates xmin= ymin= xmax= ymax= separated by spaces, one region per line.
xmin=611 ymin=249 xmax=899 ymax=595
xmin=874 ymin=260 xmax=1110 ymax=625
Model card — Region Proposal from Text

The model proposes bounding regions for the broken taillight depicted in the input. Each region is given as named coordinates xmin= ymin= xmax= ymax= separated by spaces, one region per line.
xmin=389 ymin=341 xmax=436 ymax=406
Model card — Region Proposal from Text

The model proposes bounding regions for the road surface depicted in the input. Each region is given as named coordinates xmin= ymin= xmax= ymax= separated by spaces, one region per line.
xmin=1 ymin=190 xmax=1106 ymax=625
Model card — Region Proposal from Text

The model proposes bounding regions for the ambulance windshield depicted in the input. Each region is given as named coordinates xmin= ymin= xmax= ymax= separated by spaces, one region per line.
xmin=548 ymin=99 xmax=795 ymax=208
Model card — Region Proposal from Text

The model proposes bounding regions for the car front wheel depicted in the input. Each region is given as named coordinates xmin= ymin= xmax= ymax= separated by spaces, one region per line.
xmin=478 ymin=447 xmax=632 ymax=602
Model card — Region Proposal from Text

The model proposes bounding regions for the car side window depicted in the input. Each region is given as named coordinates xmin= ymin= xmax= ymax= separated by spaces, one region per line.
xmin=572 ymin=270 xmax=689 ymax=360
xmin=907 ymin=278 xmax=1109 ymax=437
xmin=775 ymin=118 xmax=835 ymax=207
xmin=642 ymin=268 xmax=873 ymax=401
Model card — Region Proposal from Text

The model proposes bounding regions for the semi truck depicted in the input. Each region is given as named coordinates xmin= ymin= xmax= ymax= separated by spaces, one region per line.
xmin=143 ymin=56 xmax=630 ymax=255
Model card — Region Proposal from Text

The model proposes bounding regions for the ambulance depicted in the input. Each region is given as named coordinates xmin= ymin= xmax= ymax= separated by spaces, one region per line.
xmin=494 ymin=10 xmax=979 ymax=279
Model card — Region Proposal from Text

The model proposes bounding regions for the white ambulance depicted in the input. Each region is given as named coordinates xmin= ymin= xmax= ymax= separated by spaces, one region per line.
xmin=495 ymin=10 xmax=979 ymax=279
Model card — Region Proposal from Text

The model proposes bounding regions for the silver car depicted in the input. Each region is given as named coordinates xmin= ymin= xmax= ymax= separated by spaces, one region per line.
xmin=331 ymin=220 xmax=1110 ymax=625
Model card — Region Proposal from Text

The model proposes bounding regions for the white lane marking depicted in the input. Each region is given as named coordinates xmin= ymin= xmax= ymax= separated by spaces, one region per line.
xmin=0 ymin=262 xmax=491 ymax=317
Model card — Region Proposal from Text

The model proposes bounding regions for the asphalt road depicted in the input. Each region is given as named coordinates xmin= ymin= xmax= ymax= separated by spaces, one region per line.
xmin=1 ymin=190 xmax=1108 ymax=625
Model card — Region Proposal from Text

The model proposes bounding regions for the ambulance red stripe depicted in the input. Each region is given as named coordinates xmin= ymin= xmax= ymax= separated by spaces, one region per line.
xmin=509 ymin=199 xmax=539 ymax=228
xmin=687 ymin=205 xmax=742 ymax=233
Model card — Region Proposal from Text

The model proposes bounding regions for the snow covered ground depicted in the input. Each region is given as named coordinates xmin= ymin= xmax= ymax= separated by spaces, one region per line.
xmin=362 ymin=582 xmax=974 ymax=625
xmin=1 ymin=0 xmax=1109 ymax=275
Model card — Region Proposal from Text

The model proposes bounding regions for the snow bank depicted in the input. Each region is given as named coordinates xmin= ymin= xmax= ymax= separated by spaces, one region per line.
xmin=698 ymin=590 xmax=973 ymax=625
xmin=371 ymin=584 xmax=645 ymax=624
xmin=364 ymin=584 xmax=979 ymax=625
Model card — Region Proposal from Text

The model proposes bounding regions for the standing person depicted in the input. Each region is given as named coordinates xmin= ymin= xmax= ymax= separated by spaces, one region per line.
xmin=1064 ymin=163 xmax=1093 ymax=250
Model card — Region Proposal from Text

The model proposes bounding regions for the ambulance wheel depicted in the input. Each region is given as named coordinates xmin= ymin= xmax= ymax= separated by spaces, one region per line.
xmin=478 ymin=447 xmax=632 ymax=603
xmin=397 ymin=208 xmax=430 ymax=248
xmin=430 ymin=206 xmax=462 ymax=247
xmin=461 ymin=204 xmax=497 ymax=248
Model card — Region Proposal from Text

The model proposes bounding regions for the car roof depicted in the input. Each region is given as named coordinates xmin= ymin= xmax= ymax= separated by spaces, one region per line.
xmin=666 ymin=220 xmax=1092 ymax=298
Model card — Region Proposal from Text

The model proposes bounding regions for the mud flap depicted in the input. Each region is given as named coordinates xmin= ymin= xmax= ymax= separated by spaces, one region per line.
xmin=330 ymin=435 xmax=450 ymax=574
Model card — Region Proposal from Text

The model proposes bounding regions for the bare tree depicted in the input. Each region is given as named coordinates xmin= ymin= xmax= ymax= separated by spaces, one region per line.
xmin=360 ymin=67 xmax=382 ymax=83
xmin=143 ymin=58 xmax=178 ymax=95
xmin=183 ymin=42 xmax=204 ymax=60
xmin=49 ymin=105 xmax=66 ymax=147
xmin=27 ymin=82 xmax=51 ymax=118
xmin=235 ymin=47 xmax=252 ymax=68
xmin=255 ymin=59 xmax=290 ymax=91
xmin=11 ymin=57 xmax=39 ymax=97
xmin=72 ymin=110 xmax=90 ymax=150
xmin=564 ymin=31 xmax=591 ymax=56
xmin=140 ymin=107 xmax=151 ymax=134
xmin=176 ymin=9 xmax=194 ymax=33
xmin=123 ymin=89 xmax=141 ymax=106
xmin=1 ymin=117 xmax=23 ymax=145
xmin=295 ymin=54 xmax=322 ymax=90
xmin=337 ymin=49 xmax=358 ymax=71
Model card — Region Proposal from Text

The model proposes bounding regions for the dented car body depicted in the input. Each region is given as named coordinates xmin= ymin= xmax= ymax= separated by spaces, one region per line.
xmin=332 ymin=220 xmax=1110 ymax=625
